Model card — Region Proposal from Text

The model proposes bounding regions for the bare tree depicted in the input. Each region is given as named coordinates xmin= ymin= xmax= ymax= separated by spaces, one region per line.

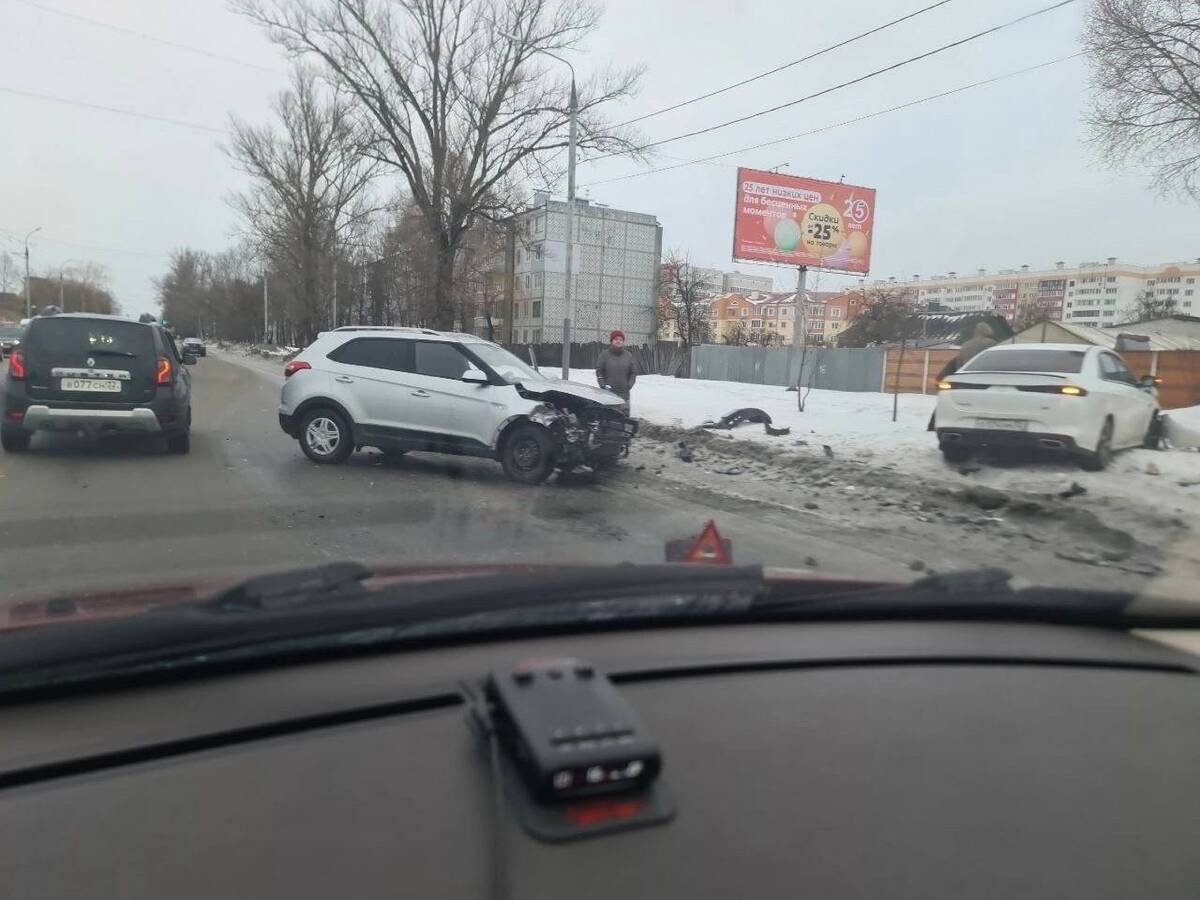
xmin=1085 ymin=0 xmax=1200 ymax=197
xmin=0 ymin=252 xmax=20 ymax=295
xmin=1120 ymin=293 xmax=1179 ymax=324
xmin=659 ymin=252 xmax=714 ymax=348
xmin=235 ymin=0 xmax=643 ymax=330
xmin=226 ymin=67 xmax=380 ymax=341
xmin=721 ymin=319 xmax=748 ymax=346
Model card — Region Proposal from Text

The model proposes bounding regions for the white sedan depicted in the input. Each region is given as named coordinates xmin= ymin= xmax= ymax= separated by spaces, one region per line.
xmin=934 ymin=344 xmax=1160 ymax=470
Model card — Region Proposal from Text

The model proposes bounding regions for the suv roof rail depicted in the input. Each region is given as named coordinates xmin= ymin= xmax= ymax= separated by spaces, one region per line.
xmin=333 ymin=325 xmax=422 ymax=333
xmin=420 ymin=328 xmax=440 ymax=336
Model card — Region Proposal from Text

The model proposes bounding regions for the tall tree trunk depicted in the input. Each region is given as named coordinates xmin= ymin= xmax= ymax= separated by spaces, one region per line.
xmin=432 ymin=245 xmax=456 ymax=330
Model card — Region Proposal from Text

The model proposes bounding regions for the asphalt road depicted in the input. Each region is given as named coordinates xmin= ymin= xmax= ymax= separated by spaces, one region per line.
xmin=0 ymin=353 xmax=915 ymax=603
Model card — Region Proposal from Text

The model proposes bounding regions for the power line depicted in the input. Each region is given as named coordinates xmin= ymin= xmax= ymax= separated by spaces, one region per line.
xmin=591 ymin=0 xmax=1079 ymax=161
xmin=0 ymin=228 xmax=174 ymax=260
xmin=12 ymin=0 xmax=285 ymax=76
xmin=612 ymin=0 xmax=957 ymax=129
xmin=581 ymin=53 xmax=1084 ymax=188
xmin=0 ymin=85 xmax=229 ymax=135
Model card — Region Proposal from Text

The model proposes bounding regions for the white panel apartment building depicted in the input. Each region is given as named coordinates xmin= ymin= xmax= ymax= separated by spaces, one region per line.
xmin=506 ymin=196 xmax=662 ymax=345
xmin=881 ymin=258 xmax=1200 ymax=326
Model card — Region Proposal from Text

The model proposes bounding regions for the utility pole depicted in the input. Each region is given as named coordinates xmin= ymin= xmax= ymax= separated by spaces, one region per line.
xmin=263 ymin=267 xmax=269 ymax=343
xmin=23 ymin=226 xmax=42 ymax=318
xmin=561 ymin=73 xmax=577 ymax=380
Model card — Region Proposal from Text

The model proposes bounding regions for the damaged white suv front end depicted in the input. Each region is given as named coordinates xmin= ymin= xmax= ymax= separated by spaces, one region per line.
xmin=278 ymin=328 xmax=636 ymax=483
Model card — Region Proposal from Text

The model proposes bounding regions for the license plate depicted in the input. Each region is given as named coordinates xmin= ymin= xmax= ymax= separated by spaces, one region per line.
xmin=977 ymin=418 xmax=1027 ymax=431
xmin=60 ymin=378 xmax=122 ymax=393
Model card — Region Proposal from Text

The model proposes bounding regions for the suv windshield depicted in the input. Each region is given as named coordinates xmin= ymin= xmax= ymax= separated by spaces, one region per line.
xmin=959 ymin=348 xmax=1087 ymax=374
xmin=469 ymin=343 xmax=545 ymax=384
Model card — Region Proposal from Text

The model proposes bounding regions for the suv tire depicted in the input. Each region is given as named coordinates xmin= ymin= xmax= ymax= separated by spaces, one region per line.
xmin=1 ymin=428 xmax=30 ymax=453
xmin=500 ymin=424 xmax=555 ymax=484
xmin=166 ymin=430 xmax=191 ymax=455
xmin=300 ymin=408 xmax=353 ymax=465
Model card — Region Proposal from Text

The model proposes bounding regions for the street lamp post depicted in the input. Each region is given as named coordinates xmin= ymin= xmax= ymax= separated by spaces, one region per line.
xmin=500 ymin=35 xmax=578 ymax=379
xmin=23 ymin=226 xmax=42 ymax=319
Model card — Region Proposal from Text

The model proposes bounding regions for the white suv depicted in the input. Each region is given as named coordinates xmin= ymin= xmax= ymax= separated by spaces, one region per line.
xmin=278 ymin=327 xmax=636 ymax=483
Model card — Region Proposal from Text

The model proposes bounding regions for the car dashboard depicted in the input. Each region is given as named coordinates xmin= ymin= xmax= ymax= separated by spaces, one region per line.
xmin=1 ymin=618 xmax=1198 ymax=898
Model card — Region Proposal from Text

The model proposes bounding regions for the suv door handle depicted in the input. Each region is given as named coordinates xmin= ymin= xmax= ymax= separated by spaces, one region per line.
xmin=411 ymin=389 xmax=430 ymax=398
xmin=334 ymin=376 xmax=354 ymax=383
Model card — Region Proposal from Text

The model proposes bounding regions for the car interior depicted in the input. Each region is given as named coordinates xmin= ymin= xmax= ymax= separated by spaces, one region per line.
xmin=2 ymin=601 xmax=1198 ymax=899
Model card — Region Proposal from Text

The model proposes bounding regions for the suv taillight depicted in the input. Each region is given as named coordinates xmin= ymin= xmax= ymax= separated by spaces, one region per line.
xmin=8 ymin=349 xmax=25 ymax=380
xmin=156 ymin=356 xmax=173 ymax=386
xmin=284 ymin=360 xmax=311 ymax=378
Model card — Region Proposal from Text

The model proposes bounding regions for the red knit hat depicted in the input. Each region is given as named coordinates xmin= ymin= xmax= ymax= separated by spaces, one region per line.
xmin=609 ymin=330 xmax=625 ymax=342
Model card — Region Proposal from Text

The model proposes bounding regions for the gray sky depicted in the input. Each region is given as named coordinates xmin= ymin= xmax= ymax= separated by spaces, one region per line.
xmin=1 ymin=0 xmax=1197 ymax=317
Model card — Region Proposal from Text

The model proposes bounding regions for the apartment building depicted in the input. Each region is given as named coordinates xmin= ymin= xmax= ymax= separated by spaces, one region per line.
xmin=504 ymin=195 xmax=662 ymax=345
xmin=658 ymin=264 xmax=772 ymax=297
xmin=877 ymin=258 xmax=1200 ymax=327
xmin=704 ymin=290 xmax=862 ymax=346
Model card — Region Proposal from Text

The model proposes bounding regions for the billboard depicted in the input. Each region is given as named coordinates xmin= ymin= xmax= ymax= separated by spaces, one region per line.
xmin=732 ymin=168 xmax=876 ymax=274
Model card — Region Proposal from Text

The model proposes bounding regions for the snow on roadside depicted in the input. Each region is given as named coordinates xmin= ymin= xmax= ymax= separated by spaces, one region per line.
xmin=543 ymin=368 xmax=1200 ymax=523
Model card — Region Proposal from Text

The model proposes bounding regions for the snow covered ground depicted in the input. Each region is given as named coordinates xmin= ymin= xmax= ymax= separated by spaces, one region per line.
xmin=545 ymin=368 xmax=1200 ymax=524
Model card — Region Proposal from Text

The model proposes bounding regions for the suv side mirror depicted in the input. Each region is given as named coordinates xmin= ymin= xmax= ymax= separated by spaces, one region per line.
xmin=461 ymin=369 xmax=488 ymax=385
xmin=1138 ymin=374 xmax=1158 ymax=389
xmin=182 ymin=352 xmax=198 ymax=366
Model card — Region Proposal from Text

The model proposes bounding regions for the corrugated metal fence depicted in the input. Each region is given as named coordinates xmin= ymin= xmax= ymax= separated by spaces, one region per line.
xmin=691 ymin=345 xmax=886 ymax=392
xmin=693 ymin=344 xmax=1200 ymax=409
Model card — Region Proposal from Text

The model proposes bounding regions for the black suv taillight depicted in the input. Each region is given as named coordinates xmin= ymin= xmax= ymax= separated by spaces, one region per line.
xmin=8 ymin=349 xmax=26 ymax=380
xmin=156 ymin=356 xmax=173 ymax=386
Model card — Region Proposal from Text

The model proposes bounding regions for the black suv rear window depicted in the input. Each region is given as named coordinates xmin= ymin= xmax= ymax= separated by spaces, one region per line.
xmin=959 ymin=347 xmax=1086 ymax=374
xmin=25 ymin=318 xmax=155 ymax=359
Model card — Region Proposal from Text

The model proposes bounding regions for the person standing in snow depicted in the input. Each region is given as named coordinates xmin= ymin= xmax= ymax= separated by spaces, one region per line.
xmin=595 ymin=330 xmax=638 ymax=411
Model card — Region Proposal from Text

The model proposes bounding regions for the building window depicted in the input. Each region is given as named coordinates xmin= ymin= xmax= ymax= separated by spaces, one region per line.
xmin=751 ymin=320 xmax=762 ymax=328
xmin=1106 ymin=276 xmax=1115 ymax=282
xmin=535 ymin=215 xmax=545 ymax=236
xmin=830 ymin=307 xmax=842 ymax=319
xmin=532 ymin=301 xmax=542 ymax=318
xmin=766 ymin=307 xmax=776 ymax=317
xmin=740 ymin=308 xmax=748 ymax=317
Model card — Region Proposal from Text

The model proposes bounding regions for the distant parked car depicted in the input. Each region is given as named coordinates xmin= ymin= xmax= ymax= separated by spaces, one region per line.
xmin=181 ymin=337 xmax=206 ymax=357
xmin=0 ymin=324 xmax=24 ymax=357
xmin=934 ymin=344 xmax=1160 ymax=471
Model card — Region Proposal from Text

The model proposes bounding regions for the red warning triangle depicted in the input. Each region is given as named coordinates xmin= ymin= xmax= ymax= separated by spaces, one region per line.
xmin=683 ymin=520 xmax=732 ymax=565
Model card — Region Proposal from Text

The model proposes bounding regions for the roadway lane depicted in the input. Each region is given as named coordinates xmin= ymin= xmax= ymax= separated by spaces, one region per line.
xmin=0 ymin=353 xmax=904 ymax=603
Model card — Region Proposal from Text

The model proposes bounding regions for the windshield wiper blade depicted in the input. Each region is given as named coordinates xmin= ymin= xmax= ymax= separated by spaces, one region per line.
xmin=0 ymin=563 xmax=765 ymax=696
xmin=753 ymin=567 xmax=1200 ymax=626
xmin=85 ymin=348 xmax=138 ymax=357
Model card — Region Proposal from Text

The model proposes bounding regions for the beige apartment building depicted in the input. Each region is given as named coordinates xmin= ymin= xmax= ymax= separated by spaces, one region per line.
xmin=874 ymin=258 xmax=1200 ymax=327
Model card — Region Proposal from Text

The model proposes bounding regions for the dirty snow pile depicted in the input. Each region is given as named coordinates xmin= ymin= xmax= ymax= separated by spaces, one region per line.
xmin=545 ymin=368 xmax=1200 ymax=523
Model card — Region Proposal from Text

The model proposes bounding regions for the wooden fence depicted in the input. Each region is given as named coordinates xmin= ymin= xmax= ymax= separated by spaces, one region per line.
xmin=883 ymin=348 xmax=1200 ymax=410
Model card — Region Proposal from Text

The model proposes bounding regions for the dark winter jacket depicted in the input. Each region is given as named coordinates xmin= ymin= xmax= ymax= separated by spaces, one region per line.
xmin=595 ymin=347 xmax=638 ymax=397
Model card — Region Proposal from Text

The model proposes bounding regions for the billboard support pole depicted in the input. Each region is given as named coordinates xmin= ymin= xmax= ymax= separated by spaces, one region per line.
xmin=795 ymin=264 xmax=808 ymax=410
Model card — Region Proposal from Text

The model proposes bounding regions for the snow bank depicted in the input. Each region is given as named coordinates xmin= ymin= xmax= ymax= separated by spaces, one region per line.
xmin=544 ymin=368 xmax=1200 ymax=521
xmin=1165 ymin=405 xmax=1200 ymax=449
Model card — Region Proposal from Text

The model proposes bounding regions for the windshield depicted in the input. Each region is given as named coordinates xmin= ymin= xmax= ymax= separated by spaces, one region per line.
xmin=1 ymin=0 xmax=1198 ymax=669
xmin=468 ymin=342 xmax=546 ymax=383
xmin=959 ymin=348 xmax=1087 ymax=374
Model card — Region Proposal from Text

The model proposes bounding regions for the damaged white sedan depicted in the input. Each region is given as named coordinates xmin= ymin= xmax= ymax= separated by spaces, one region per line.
xmin=278 ymin=327 xmax=636 ymax=483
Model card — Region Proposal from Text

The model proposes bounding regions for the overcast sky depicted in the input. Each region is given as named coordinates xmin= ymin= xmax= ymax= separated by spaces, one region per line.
xmin=1 ymin=0 xmax=1197 ymax=317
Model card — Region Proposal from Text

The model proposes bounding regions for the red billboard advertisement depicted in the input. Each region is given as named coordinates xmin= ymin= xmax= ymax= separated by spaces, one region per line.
xmin=732 ymin=168 xmax=876 ymax=274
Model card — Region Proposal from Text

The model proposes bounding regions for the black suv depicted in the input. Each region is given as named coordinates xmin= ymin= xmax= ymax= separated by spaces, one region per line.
xmin=2 ymin=313 xmax=195 ymax=454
